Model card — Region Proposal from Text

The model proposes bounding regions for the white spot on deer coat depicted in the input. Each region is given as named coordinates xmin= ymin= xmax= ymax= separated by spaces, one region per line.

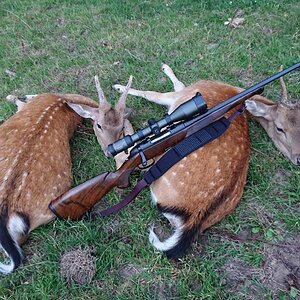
xmin=198 ymin=191 xmax=208 ymax=198
xmin=162 ymin=176 xmax=171 ymax=186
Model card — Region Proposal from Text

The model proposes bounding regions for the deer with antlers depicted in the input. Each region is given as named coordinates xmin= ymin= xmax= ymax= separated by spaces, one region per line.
xmin=113 ymin=64 xmax=300 ymax=258
xmin=0 ymin=77 xmax=133 ymax=274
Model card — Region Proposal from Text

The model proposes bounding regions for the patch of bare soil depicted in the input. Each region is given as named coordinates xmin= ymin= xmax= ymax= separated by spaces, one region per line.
xmin=272 ymin=168 xmax=292 ymax=186
xmin=271 ymin=167 xmax=292 ymax=198
xmin=222 ymin=233 xmax=300 ymax=299
xmin=149 ymin=281 xmax=179 ymax=300
xmin=232 ymin=67 xmax=255 ymax=87
xmin=150 ymin=218 xmax=175 ymax=242
xmin=118 ymin=263 xmax=145 ymax=279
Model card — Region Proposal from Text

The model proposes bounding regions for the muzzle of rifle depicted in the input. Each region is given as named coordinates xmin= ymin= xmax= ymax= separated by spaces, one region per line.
xmin=107 ymin=92 xmax=207 ymax=157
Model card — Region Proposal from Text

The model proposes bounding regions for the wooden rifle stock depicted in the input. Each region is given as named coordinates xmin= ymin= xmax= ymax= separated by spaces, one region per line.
xmin=49 ymin=130 xmax=186 ymax=219
xmin=49 ymin=155 xmax=140 ymax=219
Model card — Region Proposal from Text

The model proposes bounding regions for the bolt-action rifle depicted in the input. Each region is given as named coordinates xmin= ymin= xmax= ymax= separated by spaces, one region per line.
xmin=49 ymin=62 xmax=300 ymax=220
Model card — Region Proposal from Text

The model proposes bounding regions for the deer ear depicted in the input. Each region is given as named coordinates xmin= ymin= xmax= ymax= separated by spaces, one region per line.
xmin=245 ymin=100 xmax=274 ymax=120
xmin=67 ymin=103 xmax=99 ymax=121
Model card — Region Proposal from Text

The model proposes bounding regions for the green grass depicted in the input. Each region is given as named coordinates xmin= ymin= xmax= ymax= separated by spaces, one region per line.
xmin=0 ymin=0 xmax=300 ymax=299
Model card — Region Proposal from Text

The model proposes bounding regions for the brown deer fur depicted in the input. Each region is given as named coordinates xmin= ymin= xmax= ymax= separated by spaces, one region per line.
xmin=0 ymin=93 xmax=98 ymax=273
xmin=0 ymin=76 xmax=135 ymax=274
xmin=113 ymin=64 xmax=299 ymax=258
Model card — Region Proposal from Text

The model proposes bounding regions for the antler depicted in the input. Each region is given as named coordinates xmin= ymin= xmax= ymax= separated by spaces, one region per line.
xmin=116 ymin=75 xmax=133 ymax=113
xmin=94 ymin=75 xmax=111 ymax=111
xmin=279 ymin=65 xmax=289 ymax=105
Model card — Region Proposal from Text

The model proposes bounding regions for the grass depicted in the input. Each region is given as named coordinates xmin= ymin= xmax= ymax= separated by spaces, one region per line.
xmin=0 ymin=0 xmax=300 ymax=299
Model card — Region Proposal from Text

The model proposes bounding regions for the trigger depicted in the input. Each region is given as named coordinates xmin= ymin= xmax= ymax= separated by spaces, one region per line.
xmin=139 ymin=150 xmax=148 ymax=167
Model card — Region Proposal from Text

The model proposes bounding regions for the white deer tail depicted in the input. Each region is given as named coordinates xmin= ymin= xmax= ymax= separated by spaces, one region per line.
xmin=0 ymin=215 xmax=25 ymax=274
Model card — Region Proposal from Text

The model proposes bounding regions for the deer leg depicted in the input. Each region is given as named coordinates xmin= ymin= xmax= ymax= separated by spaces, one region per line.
xmin=6 ymin=95 xmax=37 ymax=112
xmin=161 ymin=64 xmax=185 ymax=92
xmin=113 ymin=84 xmax=179 ymax=108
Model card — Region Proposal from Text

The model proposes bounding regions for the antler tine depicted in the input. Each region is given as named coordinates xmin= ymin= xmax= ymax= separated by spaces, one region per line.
xmin=94 ymin=75 xmax=110 ymax=110
xmin=116 ymin=75 xmax=133 ymax=112
xmin=279 ymin=65 xmax=289 ymax=104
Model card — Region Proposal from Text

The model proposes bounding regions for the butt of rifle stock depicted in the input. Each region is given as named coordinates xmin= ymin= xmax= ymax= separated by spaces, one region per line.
xmin=49 ymin=171 xmax=115 ymax=220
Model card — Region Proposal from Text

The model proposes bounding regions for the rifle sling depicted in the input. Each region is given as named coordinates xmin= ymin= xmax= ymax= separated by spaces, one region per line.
xmin=99 ymin=105 xmax=245 ymax=217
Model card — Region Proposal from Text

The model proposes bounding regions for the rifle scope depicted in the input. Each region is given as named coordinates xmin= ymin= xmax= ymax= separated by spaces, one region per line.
xmin=107 ymin=92 xmax=207 ymax=156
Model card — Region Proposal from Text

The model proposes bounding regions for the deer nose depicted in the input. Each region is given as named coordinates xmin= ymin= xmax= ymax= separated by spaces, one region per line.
xmin=293 ymin=154 xmax=300 ymax=166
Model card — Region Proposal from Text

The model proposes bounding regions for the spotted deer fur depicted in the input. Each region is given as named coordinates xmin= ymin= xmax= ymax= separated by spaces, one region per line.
xmin=113 ymin=64 xmax=299 ymax=258
xmin=0 ymin=78 xmax=134 ymax=274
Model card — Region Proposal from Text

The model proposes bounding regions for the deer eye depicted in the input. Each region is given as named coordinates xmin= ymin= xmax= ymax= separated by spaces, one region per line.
xmin=276 ymin=126 xmax=285 ymax=133
xmin=96 ymin=123 xmax=102 ymax=130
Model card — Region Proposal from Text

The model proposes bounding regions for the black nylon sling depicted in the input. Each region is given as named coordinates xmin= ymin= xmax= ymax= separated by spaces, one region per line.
xmin=143 ymin=117 xmax=229 ymax=185
xmin=99 ymin=105 xmax=246 ymax=217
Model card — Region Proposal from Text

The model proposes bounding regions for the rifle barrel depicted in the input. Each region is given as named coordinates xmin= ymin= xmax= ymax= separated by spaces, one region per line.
xmin=110 ymin=61 xmax=300 ymax=156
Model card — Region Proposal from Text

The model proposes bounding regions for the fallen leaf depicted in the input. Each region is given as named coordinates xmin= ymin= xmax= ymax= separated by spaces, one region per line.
xmin=112 ymin=61 xmax=121 ymax=66
xmin=224 ymin=17 xmax=245 ymax=28
xmin=5 ymin=69 xmax=16 ymax=79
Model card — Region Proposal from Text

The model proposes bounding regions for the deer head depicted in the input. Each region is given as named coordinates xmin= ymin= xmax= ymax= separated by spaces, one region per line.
xmin=246 ymin=67 xmax=300 ymax=165
xmin=68 ymin=76 xmax=133 ymax=157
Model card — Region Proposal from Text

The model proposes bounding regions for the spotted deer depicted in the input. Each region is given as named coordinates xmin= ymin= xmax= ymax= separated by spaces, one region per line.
xmin=0 ymin=77 xmax=133 ymax=274
xmin=246 ymin=67 xmax=300 ymax=165
xmin=113 ymin=64 xmax=299 ymax=258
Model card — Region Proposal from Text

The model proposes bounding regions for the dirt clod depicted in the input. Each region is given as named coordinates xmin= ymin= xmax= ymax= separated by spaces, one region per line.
xmin=272 ymin=167 xmax=292 ymax=186
xmin=118 ymin=263 xmax=145 ymax=279
xmin=60 ymin=246 xmax=96 ymax=285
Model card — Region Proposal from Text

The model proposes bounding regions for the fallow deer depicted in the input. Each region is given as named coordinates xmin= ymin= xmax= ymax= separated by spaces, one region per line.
xmin=0 ymin=77 xmax=133 ymax=274
xmin=245 ymin=66 xmax=300 ymax=165
xmin=113 ymin=64 xmax=299 ymax=258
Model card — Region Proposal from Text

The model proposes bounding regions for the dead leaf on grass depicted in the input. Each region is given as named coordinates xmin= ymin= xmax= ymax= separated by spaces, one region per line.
xmin=112 ymin=61 xmax=122 ymax=66
xmin=21 ymin=40 xmax=29 ymax=55
xmin=224 ymin=17 xmax=245 ymax=28
xmin=118 ymin=263 xmax=145 ymax=279
xmin=56 ymin=17 xmax=65 ymax=26
xmin=5 ymin=69 xmax=16 ymax=79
